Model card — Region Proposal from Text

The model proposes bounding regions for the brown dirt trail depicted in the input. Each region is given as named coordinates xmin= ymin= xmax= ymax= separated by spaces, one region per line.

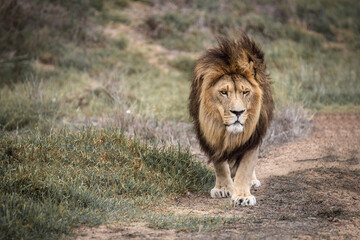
xmin=74 ymin=113 xmax=360 ymax=239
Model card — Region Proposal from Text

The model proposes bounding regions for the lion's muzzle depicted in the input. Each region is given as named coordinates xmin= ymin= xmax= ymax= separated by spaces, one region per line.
xmin=225 ymin=109 xmax=246 ymax=133
xmin=226 ymin=121 xmax=244 ymax=133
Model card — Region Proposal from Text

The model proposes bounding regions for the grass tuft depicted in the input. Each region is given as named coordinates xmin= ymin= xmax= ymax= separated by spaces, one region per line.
xmin=0 ymin=79 xmax=59 ymax=131
xmin=170 ymin=56 xmax=196 ymax=74
xmin=114 ymin=37 xmax=129 ymax=50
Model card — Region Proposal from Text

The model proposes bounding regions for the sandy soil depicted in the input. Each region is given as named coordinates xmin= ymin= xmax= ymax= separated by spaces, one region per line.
xmin=73 ymin=112 xmax=360 ymax=239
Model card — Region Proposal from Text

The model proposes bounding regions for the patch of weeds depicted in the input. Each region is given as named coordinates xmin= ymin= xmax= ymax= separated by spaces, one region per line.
xmin=89 ymin=0 xmax=104 ymax=11
xmin=113 ymin=0 xmax=130 ymax=8
xmin=0 ymin=56 xmax=34 ymax=87
xmin=98 ymin=12 xmax=131 ymax=25
xmin=0 ymin=128 xmax=216 ymax=239
xmin=170 ymin=56 xmax=196 ymax=73
xmin=0 ymin=78 xmax=59 ymax=131
xmin=143 ymin=14 xmax=190 ymax=39
xmin=114 ymin=37 xmax=128 ymax=50
xmin=142 ymin=13 xmax=205 ymax=51
xmin=58 ymin=49 xmax=91 ymax=71
xmin=98 ymin=50 xmax=151 ymax=75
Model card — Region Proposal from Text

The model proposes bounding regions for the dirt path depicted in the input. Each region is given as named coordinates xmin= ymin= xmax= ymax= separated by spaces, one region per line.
xmin=74 ymin=113 xmax=360 ymax=239
xmin=258 ymin=112 xmax=360 ymax=179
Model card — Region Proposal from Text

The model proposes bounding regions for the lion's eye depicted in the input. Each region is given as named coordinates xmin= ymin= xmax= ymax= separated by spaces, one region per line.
xmin=220 ymin=91 xmax=228 ymax=96
xmin=243 ymin=91 xmax=249 ymax=95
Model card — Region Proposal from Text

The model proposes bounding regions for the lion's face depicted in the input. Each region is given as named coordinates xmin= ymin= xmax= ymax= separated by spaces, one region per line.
xmin=212 ymin=75 xmax=256 ymax=133
xmin=198 ymin=73 xmax=262 ymax=140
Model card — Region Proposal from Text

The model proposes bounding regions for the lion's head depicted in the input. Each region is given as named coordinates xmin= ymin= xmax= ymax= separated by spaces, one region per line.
xmin=189 ymin=33 xmax=273 ymax=163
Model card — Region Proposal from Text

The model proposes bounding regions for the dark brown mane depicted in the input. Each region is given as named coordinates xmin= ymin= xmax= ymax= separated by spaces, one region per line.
xmin=189 ymin=33 xmax=274 ymax=165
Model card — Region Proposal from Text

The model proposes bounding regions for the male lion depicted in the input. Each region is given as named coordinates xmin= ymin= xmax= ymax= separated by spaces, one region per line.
xmin=189 ymin=33 xmax=274 ymax=206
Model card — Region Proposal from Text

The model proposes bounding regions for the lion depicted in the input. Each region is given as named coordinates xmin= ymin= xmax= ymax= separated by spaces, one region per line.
xmin=189 ymin=33 xmax=274 ymax=206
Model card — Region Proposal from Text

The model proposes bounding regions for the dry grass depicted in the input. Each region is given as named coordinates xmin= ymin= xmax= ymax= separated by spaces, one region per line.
xmin=264 ymin=105 xmax=313 ymax=147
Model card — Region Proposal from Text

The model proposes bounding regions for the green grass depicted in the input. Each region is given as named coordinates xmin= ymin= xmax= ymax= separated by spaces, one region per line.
xmin=114 ymin=37 xmax=129 ymax=50
xmin=0 ymin=79 xmax=59 ymax=131
xmin=142 ymin=13 xmax=209 ymax=51
xmin=0 ymin=128 xmax=222 ymax=239
xmin=265 ymin=40 xmax=360 ymax=109
xmin=170 ymin=56 xmax=196 ymax=74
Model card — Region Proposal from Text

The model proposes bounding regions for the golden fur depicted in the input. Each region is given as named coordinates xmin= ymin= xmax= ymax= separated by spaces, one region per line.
xmin=189 ymin=33 xmax=273 ymax=165
xmin=188 ymin=33 xmax=273 ymax=206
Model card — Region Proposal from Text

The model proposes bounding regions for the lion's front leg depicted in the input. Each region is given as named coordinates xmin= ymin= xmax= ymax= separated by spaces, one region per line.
xmin=231 ymin=147 xmax=259 ymax=206
xmin=210 ymin=161 xmax=233 ymax=198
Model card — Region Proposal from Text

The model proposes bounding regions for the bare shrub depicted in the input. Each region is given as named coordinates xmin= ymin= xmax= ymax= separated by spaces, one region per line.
xmin=263 ymin=105 xmax=313 ymax=147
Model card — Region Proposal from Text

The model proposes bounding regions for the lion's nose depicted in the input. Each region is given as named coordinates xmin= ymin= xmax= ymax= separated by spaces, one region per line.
xmin=230 ymin=110 xmax=245 ymax=117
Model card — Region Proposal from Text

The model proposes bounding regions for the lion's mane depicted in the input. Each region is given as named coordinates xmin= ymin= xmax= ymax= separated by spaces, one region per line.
xmin=189 ymin=33 xmax=274 ymax=165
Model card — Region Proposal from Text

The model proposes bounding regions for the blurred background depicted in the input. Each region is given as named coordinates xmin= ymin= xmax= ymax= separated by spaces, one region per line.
xmin=0 ymin=1 xmax=359 ymax=239
xmin=1 ymin=0 xmax=359 ymax=136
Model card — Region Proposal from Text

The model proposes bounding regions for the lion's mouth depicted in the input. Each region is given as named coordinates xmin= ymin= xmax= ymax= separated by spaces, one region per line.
xmin=225 ymin=120 xmax=243 ymax=127
xmin=225 ymin=121 xmax=244 ymax=133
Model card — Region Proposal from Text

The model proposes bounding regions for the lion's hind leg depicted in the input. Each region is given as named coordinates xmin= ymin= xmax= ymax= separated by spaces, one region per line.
xmin=211 ymin=161 xmax=233 ymax=198
xmin=251 ymin=170 xmax=261 ymax=188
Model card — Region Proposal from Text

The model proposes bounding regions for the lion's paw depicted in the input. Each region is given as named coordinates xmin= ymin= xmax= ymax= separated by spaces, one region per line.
xmin=251 ymin=180 xmax=261 ymax=188
xmin=231 ymin=195 xmax=256 ymax=206
xmin=210 ymin=187 xmax=232 ymax=198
